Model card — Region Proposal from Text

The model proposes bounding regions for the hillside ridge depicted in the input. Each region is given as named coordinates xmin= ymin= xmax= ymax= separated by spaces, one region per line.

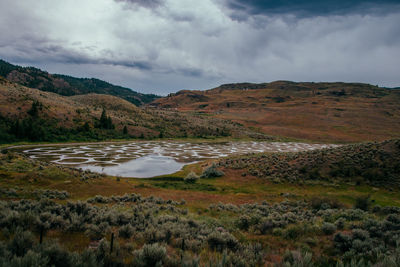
xmin=0 ymin=59 xmax=159 ymax=106
xmin=152 ymin=81 xmax=400 ymax=142
xmin=0 ymin=79 xmax=268 ymax=142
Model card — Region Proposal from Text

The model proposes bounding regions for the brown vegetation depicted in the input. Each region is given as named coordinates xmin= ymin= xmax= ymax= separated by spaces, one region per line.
xmin=152 ymin=81 xmax=400 ymax=142
xmin=0 ymin=80 xmax=268 ymax=140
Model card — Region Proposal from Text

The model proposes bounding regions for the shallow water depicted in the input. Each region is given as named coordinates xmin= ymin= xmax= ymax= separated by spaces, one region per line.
xmin=20 ymin=141 xmax=338 ymax=178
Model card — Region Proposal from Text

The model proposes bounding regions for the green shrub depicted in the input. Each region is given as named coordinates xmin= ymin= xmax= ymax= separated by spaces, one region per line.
xmin=88 ymin=195 xmax=109 ymax=204
xmin=85 ymin=225 xmax=104 ymax=240
xmin=255 ymin=219 xmax=274 ymax=234
xmin=7 ymin=228 xmax=35 ymax=257
xmin=375 ymin=247 xmax=400 ymax=267
xmin=333 ymin=232 xmax=352 ymax=252
xmin=321 ymin=223 xmax=337 ymax=235
xmin=184 ymin=172 xmax=199 ymax=183
xmin=272 ymin=228 xmax=283 ymax=236
xmin=284 ymin=225 xmax=303 ymax=240
xmin=351 ymin=229 xmax=369 ymax=241
xmin=236 ymin=215 xmax=251 ymax=231
xmin=38 ymin=241 xmax=72 ymax=267
xmin=118 ymin=224 xmax=134 ymax=239
xmin=207 ymin=231 xmax=238 ymax=252
xmin=8 ymin=250 xmax=49 ymax=267
xmin=94 ymin=239 xmax=110 ymax=263
xmin=282 ymin=250 xmax=314 ymax=267
xmin=200 ymin=163 xmax=224 ymax=178
xmin=132 ymin=243 xmax=166 ymax=267
xmin=311 ymin=197 xmax=343 ymax=210
xmin=335 ymin=218 xmax=345 ymax=230
xmin=372 ymin=205 xmax=382 ymax=213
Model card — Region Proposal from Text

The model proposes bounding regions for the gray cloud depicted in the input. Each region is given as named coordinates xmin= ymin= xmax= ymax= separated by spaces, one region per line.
xmin=0 ymin=38 xmax=153 ymax=72
xmin=0 ymin=0 xmax=399 ymax=95
xmin=224 ymin=0 xmax=400 ymax=18
xmin=114 ymin=0 xmax=164 ymax=8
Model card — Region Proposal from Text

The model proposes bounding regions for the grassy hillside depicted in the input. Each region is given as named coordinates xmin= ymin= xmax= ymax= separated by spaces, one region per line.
xmin=219 ymin=139 xmax=400 ymax=188
xmin=0 ymin=140 xmax=400 ymax=266
xmin=152 ymin=81 xmax=400 ymax=143
xmin=0 ymin=59 xmax=159 ymax=106
xmin=0 ymin=78 xmax=269 ymax=143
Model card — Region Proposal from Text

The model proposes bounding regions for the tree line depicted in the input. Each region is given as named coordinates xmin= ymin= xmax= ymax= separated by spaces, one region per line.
xmin=0 ymin=101 xmax=130 ymax=143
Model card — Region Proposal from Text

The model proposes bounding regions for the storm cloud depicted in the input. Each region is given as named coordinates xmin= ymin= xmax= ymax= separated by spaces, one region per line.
xmin=225 ymin=0 xmax=400 ymax=17
xmin=0 ymin=0 xmax=399 ymax=94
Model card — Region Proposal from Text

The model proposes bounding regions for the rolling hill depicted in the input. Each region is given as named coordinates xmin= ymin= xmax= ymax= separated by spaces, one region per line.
xmin=0 ymin=77 xmax=268 ymax=142
xmin=151 ymin=81 xmax=400 ymax=142
xmin=0 ymin=59 xmax=159 ymax=106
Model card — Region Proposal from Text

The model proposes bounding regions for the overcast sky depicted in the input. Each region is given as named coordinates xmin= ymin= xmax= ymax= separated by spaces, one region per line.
xmin=0 ymin=0 xmax=399 ymax=94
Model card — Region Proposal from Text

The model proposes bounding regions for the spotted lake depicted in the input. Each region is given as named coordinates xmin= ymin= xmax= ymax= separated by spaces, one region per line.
xmin=18 ymin=141 xmax=338 ymax=178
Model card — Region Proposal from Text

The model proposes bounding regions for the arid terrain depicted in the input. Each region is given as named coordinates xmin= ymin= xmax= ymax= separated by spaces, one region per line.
xmin=1 ymin=0 xmax=399 ymax=265
xmin=152 ymin=81 xmax=400 ymax=142
xmin=0 ymin=75 xmax=265 ymax=142
xmin=0 ymin=61 xmax=400 ymax=266
xmin=1 ymin=139 xmax=400 ymax=266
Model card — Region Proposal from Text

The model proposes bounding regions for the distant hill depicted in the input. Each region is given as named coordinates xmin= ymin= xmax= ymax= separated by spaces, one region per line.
xmin=151 ymin=81 xmax=400 ymax=142
xmin=0 ymin=59 xmax=159 ymax=106
xmin=0 ymin=78 xmax=267 ymax=142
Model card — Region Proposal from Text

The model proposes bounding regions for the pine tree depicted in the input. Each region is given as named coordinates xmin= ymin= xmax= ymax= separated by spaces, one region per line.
xmin=28 ymin=101 xmax=41 ymax=117
xmin=106 ymin=116 xmax=114 ymax=129
xmin=82 ymin=122 xmax=90 ymax=132
xmin=99 ymin=109 xmax=108 ymax=129
xmin=10 ymin=120 xmax=22 ymax=138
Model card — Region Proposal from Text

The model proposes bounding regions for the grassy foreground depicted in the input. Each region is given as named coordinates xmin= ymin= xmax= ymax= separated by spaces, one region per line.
xmin=0 ymin=141 xmax=400 ymax=266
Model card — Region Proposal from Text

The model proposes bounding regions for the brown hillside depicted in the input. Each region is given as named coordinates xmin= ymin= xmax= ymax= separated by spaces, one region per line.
xmin=0 ymin=79 xmax=154 ymax=136
xmin=70 ymin=94 xmax=141 ymax=113
xmin=0 ymin=80 xmax=266 ymax=139
xmin=0 ymin=59 xmax=160 ymax=106
xmin=0 ymin=79 xmax=83 ymax=126
xmin=151 ymin=81 xmax=400 ymax=142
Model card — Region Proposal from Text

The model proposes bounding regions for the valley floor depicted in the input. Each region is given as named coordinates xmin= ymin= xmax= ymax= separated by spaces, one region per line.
xmin=0 ymin=139 xmax=400 ymax=266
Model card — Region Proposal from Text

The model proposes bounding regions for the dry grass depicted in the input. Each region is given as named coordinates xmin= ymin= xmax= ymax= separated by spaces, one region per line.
xmin=0 ymin=79 xmax=267 ymax=140
xmin=1 ymin=150 xmax=400 ymax=265
xmin=152 ymin=82 xmax=400 ymax=142
xmin=1 ymin=150 xmax=399 ymax=209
